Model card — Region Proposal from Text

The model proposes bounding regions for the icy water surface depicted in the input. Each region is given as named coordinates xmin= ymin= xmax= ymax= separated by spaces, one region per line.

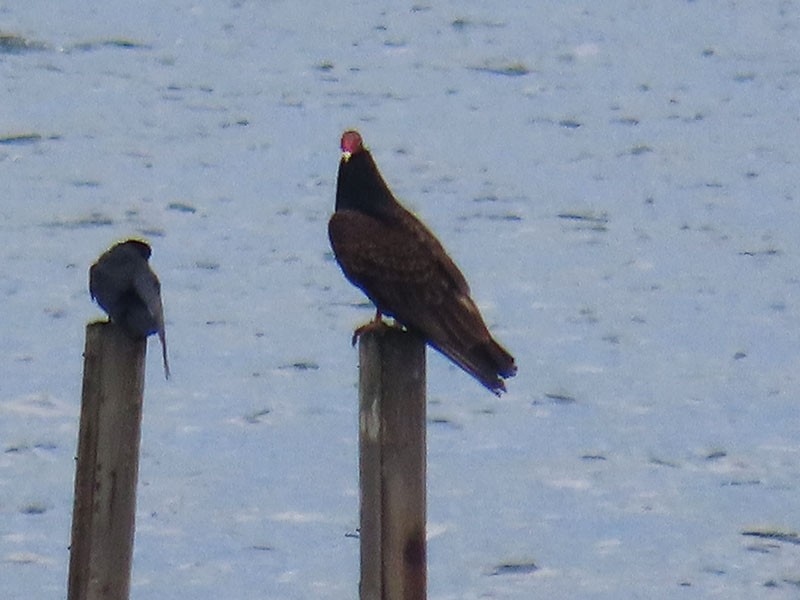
xmin=2 ymin=2 xmax=800 ymax=598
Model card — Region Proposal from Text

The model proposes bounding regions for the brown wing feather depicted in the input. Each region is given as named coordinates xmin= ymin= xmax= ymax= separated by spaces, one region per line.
xmin=329 ymin=208 xmax=516 ymax=393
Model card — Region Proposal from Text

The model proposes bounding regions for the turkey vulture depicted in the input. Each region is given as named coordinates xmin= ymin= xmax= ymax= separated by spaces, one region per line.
xmin=329 ymin=130 xmax=516 ymax=394
xmin=89 ymin=239 xmax=170 ymax=379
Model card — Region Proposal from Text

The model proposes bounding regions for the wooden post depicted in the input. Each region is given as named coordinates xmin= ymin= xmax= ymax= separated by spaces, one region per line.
xmin=358 ymin=326 xmax=427 ymax=600
xmin=68 ymin=322 xmax=147 ymax=600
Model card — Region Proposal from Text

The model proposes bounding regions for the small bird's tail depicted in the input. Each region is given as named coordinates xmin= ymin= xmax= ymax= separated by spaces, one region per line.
xmin=158 ymin=329 xmax=170 ymax=379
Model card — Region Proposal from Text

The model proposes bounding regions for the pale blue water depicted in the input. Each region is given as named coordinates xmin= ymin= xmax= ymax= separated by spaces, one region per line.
xmin=1 ymin=2 xmax=799 ymax=598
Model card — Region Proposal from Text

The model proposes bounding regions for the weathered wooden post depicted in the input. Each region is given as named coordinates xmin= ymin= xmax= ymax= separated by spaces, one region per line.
xmin=68 ymin=321 xmax=146 ymax=600
xmin=358 ymin=326 xmax=427 ymax=600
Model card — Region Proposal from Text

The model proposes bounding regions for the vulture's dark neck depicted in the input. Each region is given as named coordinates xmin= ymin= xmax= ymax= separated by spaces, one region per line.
xmin=335 ymin=150 xmax=398 ymax=218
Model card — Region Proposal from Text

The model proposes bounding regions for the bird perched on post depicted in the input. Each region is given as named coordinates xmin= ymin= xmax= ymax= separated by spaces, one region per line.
xmin=328 ymin=130 xmax=516 ymax=395
xmin=89 ymin=239 xmax=170 ymax=379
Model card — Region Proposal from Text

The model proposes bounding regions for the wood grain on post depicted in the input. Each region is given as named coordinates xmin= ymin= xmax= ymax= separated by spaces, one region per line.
xmin=358 ymin=326 xmax=427 ymax=600
xmin=68 ymin=322 xmax=147 ymax=600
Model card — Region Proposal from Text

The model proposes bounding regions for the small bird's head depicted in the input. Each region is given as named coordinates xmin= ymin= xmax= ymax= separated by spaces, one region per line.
xmin=340 ymin=130 xmax=364 ymax=163
xmin=120 ymin=239 xmax=152 ymax=260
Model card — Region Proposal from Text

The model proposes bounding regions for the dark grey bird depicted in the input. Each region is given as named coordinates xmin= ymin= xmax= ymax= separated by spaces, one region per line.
xmin=89 ymin=239 xmax=170 ymax=378
xmin=329 ymin=130 xmax=516 ymax=395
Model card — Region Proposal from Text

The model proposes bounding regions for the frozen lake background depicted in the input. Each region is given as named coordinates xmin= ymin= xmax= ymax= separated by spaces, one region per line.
xmin=2 ymin=1 xmax=800 ymax=598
